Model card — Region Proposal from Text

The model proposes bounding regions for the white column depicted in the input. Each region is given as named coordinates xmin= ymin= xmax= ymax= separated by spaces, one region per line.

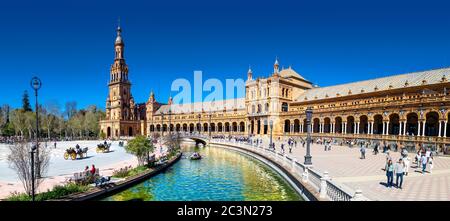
xmin=444 ymin=121 xmax=448 ymax=138
xmin=356 ymin=122 xmax=360 ymax=134
xmin=417 ymin=121 xmax=421 ymax=136
xmin=399 ymin=122 xmax=402 ymax=136
xmin=372 ymin=122 xmax=375 ymax=134
xmin=332 ymin=123 xmax=335 ymax=133
xmin=422 ymin=121 xmax=426 ymax=137
xmin=344 ymin=122 xmax=347 ymax=134
xmin=438 ymin=121 xmax=442 ymax=137
xmin=382 ymin=122 xmax=386 ymax=135
xmin=403 ymin=121 xmax=407 ymax=136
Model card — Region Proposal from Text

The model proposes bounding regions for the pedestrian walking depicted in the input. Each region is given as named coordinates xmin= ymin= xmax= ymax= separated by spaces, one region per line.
xmin=429 ymin=155 xmax=434 ymax=173
xmin=403 ymin=156 xmax=410 ymax=176
xmin=415 ymin=151 xmax=421 ymax=168
xmin=420 ymin=154 xmax=428 ymax=174
xmin=373 ymin=143 xmax=379 ymax=155
xmin=360 ymin=145 xmax=366 ymax=159
xmin=289 ymin=145 xmax=292 ymax=153
xmin=394 ymin=159 xmax=405 ymax=189
xmin=385 ymin=159 xmax=394 ymax=188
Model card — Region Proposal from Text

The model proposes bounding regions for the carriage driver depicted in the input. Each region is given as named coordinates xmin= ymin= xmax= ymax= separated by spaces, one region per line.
xmin=75 ymin=144 xmax=81 ymax=154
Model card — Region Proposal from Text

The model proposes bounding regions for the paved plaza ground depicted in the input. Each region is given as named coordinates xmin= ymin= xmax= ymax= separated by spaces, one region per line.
xmin=267 ymin=139 xmax=450 ymax=201
xmin=0 ymin=140 xmax=140 ymax=199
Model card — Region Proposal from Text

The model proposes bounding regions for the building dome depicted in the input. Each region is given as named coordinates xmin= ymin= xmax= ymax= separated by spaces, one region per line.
xmin=115 ymin=26 xmax=123 ymax=44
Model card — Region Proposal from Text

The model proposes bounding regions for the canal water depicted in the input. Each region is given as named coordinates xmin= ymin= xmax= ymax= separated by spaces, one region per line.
xmin=102 ymin=144 xmax=303 ymax=201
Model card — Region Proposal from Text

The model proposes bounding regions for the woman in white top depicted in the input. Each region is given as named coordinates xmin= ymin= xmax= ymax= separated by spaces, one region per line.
xmin=416 ymin=151 xmax=421 ymax=168
xmin=403 ymin=156 xmax=410 ymax=176
xmin=429 ymin=156 xmax=434 ymax=173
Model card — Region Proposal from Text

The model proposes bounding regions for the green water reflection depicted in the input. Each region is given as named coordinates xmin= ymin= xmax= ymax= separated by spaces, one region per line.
xmin=104 ymin=145 xmax=303 ymax=201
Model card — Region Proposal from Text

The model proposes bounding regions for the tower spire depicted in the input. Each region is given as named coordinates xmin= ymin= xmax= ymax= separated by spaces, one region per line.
xmin=110 ymin=23 xmax=128 ymax=83
xmin=273 ymin=56 xmax=280 ymax=75
xmin=247 ymin=65 xmax=253 ymax=81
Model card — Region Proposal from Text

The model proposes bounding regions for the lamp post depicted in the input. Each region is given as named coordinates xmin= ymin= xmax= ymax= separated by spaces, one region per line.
xmin=168 ymin=109 xmax=172 ymax=137
xmin=198 ymin=113 xmax=201 ymax=135
xmin=304 ymin=107 xmax=313 ymax=165
xmin=208 ymin=112 xmax=212 ymax=139
xmin=30 ymin=144 xmax=37 ymax=201
xmin=161 ymin=113 xmax=164 ymax=137
xmin=269 ymin=120 xmax=273 ymax=150
xmin=30 ymin=77 xmax=41 ymax=178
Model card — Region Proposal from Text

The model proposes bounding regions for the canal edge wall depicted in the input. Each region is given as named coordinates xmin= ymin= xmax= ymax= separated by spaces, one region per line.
xmin=53 ymin=152 xmax=183 ymax=201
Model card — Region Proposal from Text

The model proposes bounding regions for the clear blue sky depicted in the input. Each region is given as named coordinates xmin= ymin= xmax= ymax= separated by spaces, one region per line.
xmin=1 ymin=0 xmax=450 ymax=111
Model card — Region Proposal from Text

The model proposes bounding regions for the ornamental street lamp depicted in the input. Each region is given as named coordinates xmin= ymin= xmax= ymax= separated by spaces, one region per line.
xmin=30 ymin=144 xmax=37 ymax=201
xmin=30 ymin=77 xmax=41 ymax=178
xmin=269 ymin=120 xmax=273 ymax=150
xmin=304 ymin=107 xmax=313 ymax=165
xmin=161 ymin=113 xmax=164 ymax=137
xmin=168 ymin=109 xmax=172 ymax=136
xmin=198 ymin=114 xmax=201 ymax=135
xmin=208 ymin=113 xmax=212 ymax=139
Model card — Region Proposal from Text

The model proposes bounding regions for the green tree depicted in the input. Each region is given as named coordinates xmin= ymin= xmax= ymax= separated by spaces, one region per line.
xmin=125 ymin=135 xmax=154 ymax=166
xmin=0 ymin=105 xmax=9 ymax=135
xmin=22 ymin=91 xmax=32 ymax=112
xmin=9 ymin=109 xmax=26 ymax=137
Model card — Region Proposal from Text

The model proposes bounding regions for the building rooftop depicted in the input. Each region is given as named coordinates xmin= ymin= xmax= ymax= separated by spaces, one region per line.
xmin=155 ymin=98 xmax=246 ymax=115
xmin=295 ymin=67 xmax=450 ymax=102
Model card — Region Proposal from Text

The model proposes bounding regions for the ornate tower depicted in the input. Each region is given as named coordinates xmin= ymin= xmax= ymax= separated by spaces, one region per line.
xmin=106 ymin=24 xmax=133 ymax=121
xmin=247 ymin=66 xmax=253 ymax=81
xmin=273 ymin=57 xmax=280 ymax=77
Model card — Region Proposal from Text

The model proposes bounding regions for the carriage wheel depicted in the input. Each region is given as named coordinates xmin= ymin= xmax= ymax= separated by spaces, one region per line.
xmin=64 ymin=152 xmax=69 ymax=160
xmin=71 ymin=153 xmax=77 ymax=160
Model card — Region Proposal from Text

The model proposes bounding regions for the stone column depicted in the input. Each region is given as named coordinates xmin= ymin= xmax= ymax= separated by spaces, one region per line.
xmin=356 ymin=122 xmax=359 ymax=134
xmin=403 ymin=121 xmax=407 ymax=136
xmin=344 ymin=122 xmax=347 ymax=134
xmin=416 ymin=121 xmax=420 ymax=136
xmin=422 ymin=121 xmax=426 ymax=137
xmin=311 ymin=123 xmax=315 ymax=133
xmin=444 ymin=121 xmax=448 ymax=138
xmin=399 ymin=122 xmax=402 ymax=136
xmin=438 ymin=121 xmax=442 ymax=137
xmin=382 ymin=122 xmax=386 ymax=135
xmin=371 ymin=122 xmax=374 ymax=134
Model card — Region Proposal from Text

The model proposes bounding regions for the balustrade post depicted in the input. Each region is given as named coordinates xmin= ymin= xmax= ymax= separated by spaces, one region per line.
xmin=292 ymin=158 xmax=297 ymax=171
xmin=319 ymin=171 xmax=330 ymax=199
xmin=351 ymin=189 xmax=365 ymax=201
xmin=302 ymin=166 xmax=309 ymax=183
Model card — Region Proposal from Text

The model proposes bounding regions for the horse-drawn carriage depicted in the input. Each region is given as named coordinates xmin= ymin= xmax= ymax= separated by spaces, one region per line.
xmin=96 ymin=143 xmax=111 ymax=153
xmin=64 ymin=147 xmax=88 ymax=160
